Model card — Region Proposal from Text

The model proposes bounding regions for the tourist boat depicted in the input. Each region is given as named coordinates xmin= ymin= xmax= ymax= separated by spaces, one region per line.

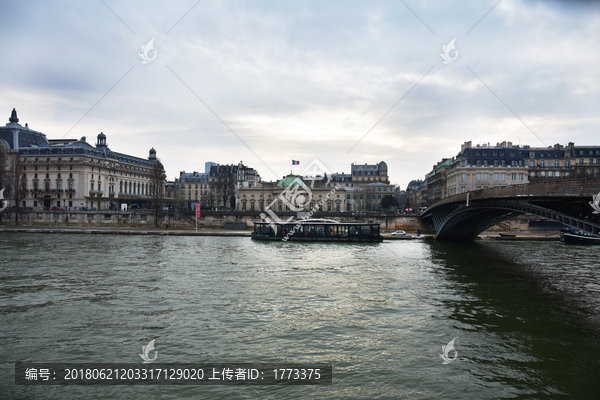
xmin=498 ymin=232 xmax=517 ymax=237
xmin=252 ymin=219 xmax=383 ymax=242
xmin=562 ymin=231 xmax=600 ymax=245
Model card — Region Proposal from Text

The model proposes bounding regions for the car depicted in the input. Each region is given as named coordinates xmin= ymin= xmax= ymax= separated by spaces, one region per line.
xmin=391 ymin=230 xmax=406 ymax=236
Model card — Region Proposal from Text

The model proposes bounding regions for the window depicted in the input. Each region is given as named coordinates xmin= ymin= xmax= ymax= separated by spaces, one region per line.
xmin=461 ymin=186 xmax=466 ymax=193
xmin=555 ymin=161 xmax=560 ymax=167
xmin=529 ymin=160 xmax=535 ymax=167
xmin=512 ymin=173 xmax=517 ymax=180
xmin=57 ymin=181 xmax=62 ymax=190
xmin=501 ymin=173 xmax=506 ymax=181
xmin=539 ymin=160 xmax=545 ymax=167
xmin=555 ymin=171 xmax=560 ymax=178
xmin=541 ymin=171 xmax=546 ymax=177
xmin=494 ymin=173 xmax=499 ymax=181
xmin=548 ymin=171 xmax=553 ymax=177
xmin=519 ymin=173 xmax=524 ymax=181
xmin=477 ymin=173 xmax=481 ymax=181
xmin=69 ymin=182 xmax=73 ymax=190
xmin=530 ymin=171 xmax=535 ymax=177
xmin=484 ymin=173 xmax=489 ymax=180
xmin=565 ymin=161 xmax=571 ymax=167
xmin=461 ymin=173 xmax=466 ymax=181
xmin=476 ymin=160 xmax=481 ymax=166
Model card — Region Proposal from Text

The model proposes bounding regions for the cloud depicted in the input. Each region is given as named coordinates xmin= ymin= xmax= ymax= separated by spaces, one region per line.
xmin=0 ymin=0 xmax=598 ymax=186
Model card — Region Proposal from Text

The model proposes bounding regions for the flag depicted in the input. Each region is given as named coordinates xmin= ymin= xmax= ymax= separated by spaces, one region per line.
xmin=292 ymin=160 xmax=300 ymax=165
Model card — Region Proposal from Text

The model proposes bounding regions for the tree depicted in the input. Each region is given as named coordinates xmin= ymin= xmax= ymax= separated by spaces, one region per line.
xmin=149 ymin=159 xmax=166 ymax=228
xmin=213 ymin=173 xmax=236 ymax=209
xmin=7 ymin=152 xmax=26 ymax=225
xmin=0 ymin=145 xmax=8 ymax=223
xmin=380 ymin=194 xmax=398 ymax=210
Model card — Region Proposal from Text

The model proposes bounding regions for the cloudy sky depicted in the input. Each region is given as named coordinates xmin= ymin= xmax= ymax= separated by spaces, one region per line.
xmin=1 ymin=0 xmax=599 ymax=187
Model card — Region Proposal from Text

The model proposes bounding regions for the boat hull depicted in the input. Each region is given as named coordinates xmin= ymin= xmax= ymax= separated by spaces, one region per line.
xmin=562 ymin=232 xmax=600 ymax=245
xmin=252 ymin=234 xmax=383 ymax=242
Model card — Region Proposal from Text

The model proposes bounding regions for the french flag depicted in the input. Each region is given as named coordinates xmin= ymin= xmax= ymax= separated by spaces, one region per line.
xmin=292 ymin=160 xmax=300 ymax=165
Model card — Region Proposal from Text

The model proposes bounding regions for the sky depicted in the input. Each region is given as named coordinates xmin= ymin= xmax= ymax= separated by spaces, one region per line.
xmin=1 ymin=0 xmax=599 ymax=188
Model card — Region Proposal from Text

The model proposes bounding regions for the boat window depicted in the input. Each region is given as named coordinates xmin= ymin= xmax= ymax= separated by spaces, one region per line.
xmin=361 ymin=225 xmax=371 ymax=235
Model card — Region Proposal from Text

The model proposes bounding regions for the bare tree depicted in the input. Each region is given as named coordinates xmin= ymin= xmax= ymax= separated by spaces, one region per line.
xmin=0 ymin=145 xmax=8 ymax=223
xmin=7 ymin=152 xmax=26 ymax=225
xmin=213 ymin=174 xmax=236 ymax=210
xmin=149 ymin=159 xmax=166 ymax=228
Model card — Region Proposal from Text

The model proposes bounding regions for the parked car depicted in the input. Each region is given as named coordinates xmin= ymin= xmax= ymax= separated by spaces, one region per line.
xmin=391 ymin=230 xmax=406 ymax=236
xmin=51 ymin=206 xmax=63 ymax=211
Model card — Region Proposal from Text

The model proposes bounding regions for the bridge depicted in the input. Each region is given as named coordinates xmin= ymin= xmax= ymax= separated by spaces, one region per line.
xmin=421 ymin=178 xmax=600 ymax=240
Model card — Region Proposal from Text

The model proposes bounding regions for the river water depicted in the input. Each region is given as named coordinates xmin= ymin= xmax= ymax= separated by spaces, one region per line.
xmin=1 ymin=233 xmax=599 ymax=399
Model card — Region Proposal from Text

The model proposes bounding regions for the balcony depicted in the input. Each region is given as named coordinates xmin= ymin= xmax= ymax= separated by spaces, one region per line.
xmin=89 ymin=190 xmax=104 ymax=196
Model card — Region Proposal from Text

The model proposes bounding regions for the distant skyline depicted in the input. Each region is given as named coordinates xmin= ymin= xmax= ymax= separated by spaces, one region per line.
xmin=1 ymin=0 xmax=599 ymax=187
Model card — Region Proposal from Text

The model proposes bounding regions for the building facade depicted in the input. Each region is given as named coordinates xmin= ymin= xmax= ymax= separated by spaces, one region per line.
xmin=445 ymin=141 xmax=529 ymax=197
xmin=0 ymin=109 xmax=163 ymax=211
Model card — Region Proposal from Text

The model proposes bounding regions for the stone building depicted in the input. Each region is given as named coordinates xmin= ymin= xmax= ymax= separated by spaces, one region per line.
xmin=237 ymin=174 xmax=348 ymax=212
xmin=0 ymin=109 xmax=163 ymax=211
xmin=350 ymin=161 xmax=395 ymax=210
xmin=445 ymin=141 xmax=529 ymax=197
xmin=178 ymin=170 xmax=210 ymax=209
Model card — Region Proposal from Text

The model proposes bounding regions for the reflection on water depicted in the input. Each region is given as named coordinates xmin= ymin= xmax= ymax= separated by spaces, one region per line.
xmin=1 ymin=233 xmax=599 ymax=399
